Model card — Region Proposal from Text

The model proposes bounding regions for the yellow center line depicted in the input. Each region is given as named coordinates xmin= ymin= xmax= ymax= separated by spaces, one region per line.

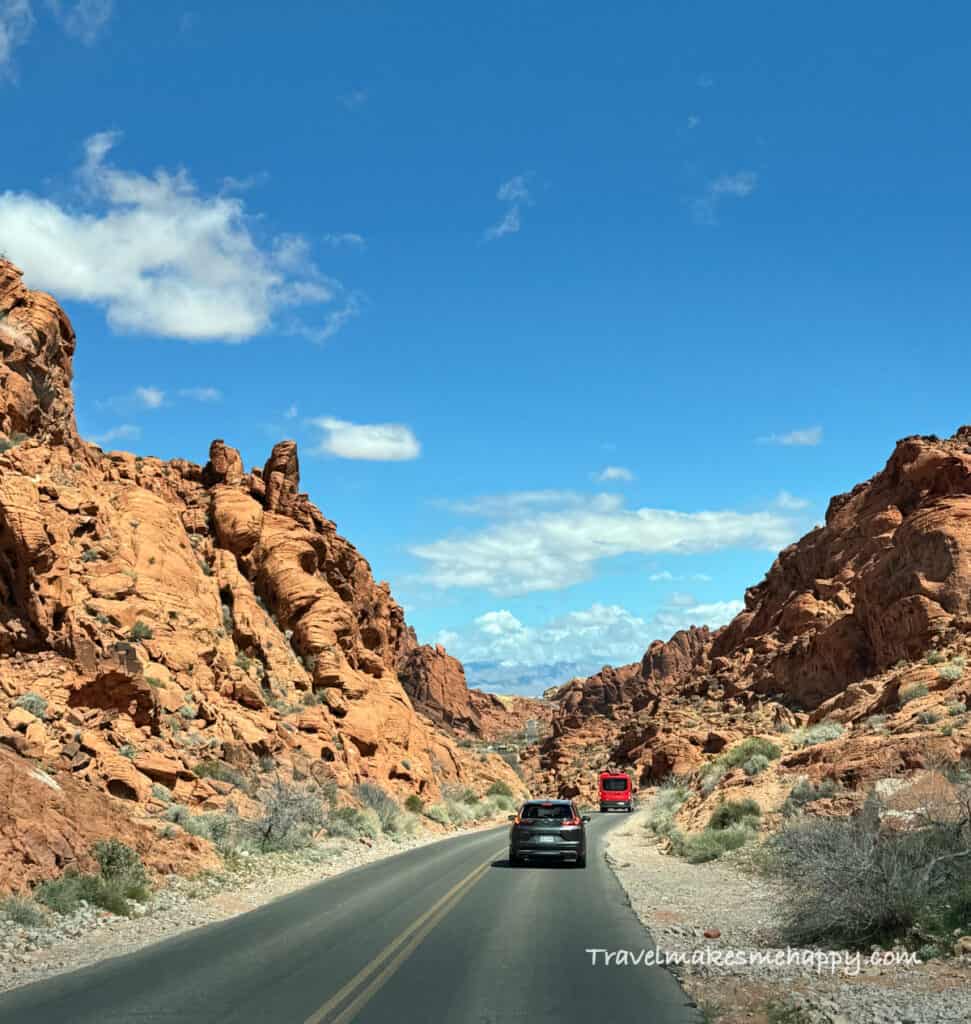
xmin=304 ymin=851 xmax=499 ymax=1024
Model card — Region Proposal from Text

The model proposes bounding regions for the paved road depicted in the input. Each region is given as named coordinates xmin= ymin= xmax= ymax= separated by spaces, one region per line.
xmin=0 ymin=814 xmax=699 ymax=1023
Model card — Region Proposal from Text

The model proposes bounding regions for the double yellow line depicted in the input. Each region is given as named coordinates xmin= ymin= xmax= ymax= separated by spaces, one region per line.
xmin=304 ymin=852 xmax=498 ymax=1024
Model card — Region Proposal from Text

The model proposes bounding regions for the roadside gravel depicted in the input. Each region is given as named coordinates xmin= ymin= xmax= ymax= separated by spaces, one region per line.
xmin=0 ymin=821 xmax=500 ymax=995
xmin=606 ymin=807 xmax=971 ymax=1024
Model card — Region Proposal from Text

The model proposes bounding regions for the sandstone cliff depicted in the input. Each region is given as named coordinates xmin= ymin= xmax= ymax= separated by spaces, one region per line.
xmin=535 ymin=432 xmax=971 ymax=808
xmin=0 ymin=260 xmax=522 ymax=892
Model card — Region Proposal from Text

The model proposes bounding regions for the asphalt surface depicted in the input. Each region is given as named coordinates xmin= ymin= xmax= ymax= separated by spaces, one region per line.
xmin=0 ymin=814 xmax=700 ymax=1023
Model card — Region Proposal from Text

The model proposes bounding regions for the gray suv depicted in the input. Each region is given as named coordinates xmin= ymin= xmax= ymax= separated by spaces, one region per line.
xmin=508 ymin=800 xmax=590 ymax=867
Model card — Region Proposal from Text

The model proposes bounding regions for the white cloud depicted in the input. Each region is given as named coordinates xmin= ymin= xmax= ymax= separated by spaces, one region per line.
xmin=411 ymin=490 xmax=797 ymax=595
xmin=775 ymin=489 xmax=810 ymax=510
xmin=0 ymin=0 xmax=33 ymax=77
xmin=594 ymin=465 xmax=634 ymax=483
xmin=693 ymin=170 xmax=758 ymax=224
xmin=484 ymin=174 xmax=531 ymax=241
xmin=437 ymin=596 xmax=743 ymax=681
xmin=759 ymin=426 xmax=823 ymax=447
xmin=310 ymin=416 xmax=421 ymax=461
xmin=322 ymin=232 xmax=365 ymax=249
xmin=134 ymin=386 xmax=165 ymax=409
xmin=47 ymin=0 xmax=112 ymax=44
xmin=0 ymin=131 xmax=352 ymax=341
xmin=669 ymin=591 xmax=697 ymax=607
xmin=90 ymin=423 xmax=140 ymax=445
xmin=440 ymin=490 xmax=610 ymax=518
xmin=178 ymin=387 xmax=222 ymax=402
xmin=648 ymin=570 xmax=712 ymax=583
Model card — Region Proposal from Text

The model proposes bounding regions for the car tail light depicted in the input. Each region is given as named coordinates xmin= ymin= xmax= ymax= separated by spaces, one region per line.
xmin=564 ymin=815 xmax=581 ymax=826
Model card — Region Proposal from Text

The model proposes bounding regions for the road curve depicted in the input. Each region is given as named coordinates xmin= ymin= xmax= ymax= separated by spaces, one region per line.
xmin=0 ymin=814 xmax=699 ymax=1023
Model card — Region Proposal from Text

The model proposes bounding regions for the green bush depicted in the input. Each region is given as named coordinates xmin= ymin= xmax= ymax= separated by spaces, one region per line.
xmin=917 ymin=710 xmax=940 ymax=725
xmin=939 ymin=664 xmax=964 ymax=683
xmin=790 ymin=721 xmax=844 ymax=748
xmin=404 ymin=794 xmax=424 ymax=813
xmin=721 ymin=737 xmax=781 ymax=768
xmin=80 ymin=548 xmax=104 ymax=562
xmin=671 ymin=823 xmax=756 ymax=863
xmin=129 ymin=621 xmax=154 ymax=641
xmin=782 ymin=777 xmax=837 ymax=817
xmin=761 ymin=795 xmax=971 ymax=949
xmin=14 ymin=692 xmax=47 ymax=718
xmin=0 ymin=895 xmax=46 ymax=927
xmin=646 ymin=781 xmax=688 ymax=838
xmin=947 ymin=703 xmax=966 ymax=717
xmin=743 ymin=754 xmax=771 ymax=777
xmin=699 ymin=762 xmax=726 ymax=796
xmin=864 ymin=714 xmax=888 ymax=732
xmin=487 ymin=779 xmax=513 ymax=798
xmin=354 ymin=782 xmax=402 ymax=833
xmin=35 ymin=840 xmax=150 ymax=916
xmin=900 ymin=683 xmax=929 ymax=705
xmin=925 ymin=650 xmax=945 ymax=665
xmin=424 ymin=802 xmax=451 ymax=825
xmin=708 ymin=799 xmax=761 ymax=831
xmin=327 ymin=806 xmax=380 ymax=839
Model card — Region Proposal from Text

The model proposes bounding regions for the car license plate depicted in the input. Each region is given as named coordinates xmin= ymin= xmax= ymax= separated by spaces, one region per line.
xmin=538 ymin=835 xmax=556 ymax=844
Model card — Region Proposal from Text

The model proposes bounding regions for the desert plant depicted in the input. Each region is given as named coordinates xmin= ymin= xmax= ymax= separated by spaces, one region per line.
xmin=708 ymin=799 xmax=761 ymax=831
xmin=194 ymin=760 xmax=245 ymax=788
xmin=235 ymin=651 xmax=253 ymax=672
xmin=151 ymin=783 xmax=172 ymax=802
xmin=0 ymin=895 xmax=46 ymax=927
xmin=354 ymin=782 xmax=403 ymax=833
xmin=80 ymin=548 xmax=104 ymax=562
xmin=925 ymin=650 xmax=945 ymax=665
xmin=119 ymin=743 xmax=136 ymax=759
xmin=487 ymin=779 xmax=513 ymax=798
xmin=917 ymin=710 xmax=941 ymax=725
xmin=947 ymin=703 xmax=966 ymax=717
xmin=864 ymin=714 xmax=888 ymax=732
xmin=939 ymin=663 xmax=965 ymax=683
xmin=782 ymin=777 xmax=837 ymax=817
xmin=36 ymin=840 xmax=150 ymax=916
xmin=790 ymin=721 xmax=844 ymax=748
xmin=129 ymin=621 xmax=154 ymax=641
xmin=424 ymin=802 xmax=451 ymax=825
xmin=326 ymin=806 xmax=380 ymax=839
xmin=761 ymin=789 xmax=971 ymax=949
xmin=721 ymin=737 xmax=782 ymax=768
xmin=404 ymin=794 xmax=423 ymax=813
xmin=14 ymin=692 xmax=47 ymax=718
xmin=743 ymin=754 xmax=771 ymax=777
xmin=670 ymin=823 xmax=756 ymax=864
xmin=252 ymin=778 xmax=326 ymax=851
xmin=646 ymin=781 xmax=688 ymax=838
xmin=900 ymin=683 xmax=929 ymax=705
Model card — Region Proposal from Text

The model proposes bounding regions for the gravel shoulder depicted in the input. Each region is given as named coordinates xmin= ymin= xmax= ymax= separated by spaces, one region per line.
xmin=0 ymin=820 xmax=502 ymax=996
xmin=605 ymin=807 xmax=971 ymax=1024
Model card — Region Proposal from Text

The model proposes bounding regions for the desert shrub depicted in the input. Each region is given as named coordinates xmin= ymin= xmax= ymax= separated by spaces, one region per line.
xmin=129 ymin=621 xmax=154 ymax=641
xmin=327 ymin=806 xmax=380 ymax=839
xmin=743 ymin=754 xmax=771 ymax=777
xmin=765 ymin=999 xmax=814 ymax=1024
xmin=424 ymin=802 xmax=451 ymax=825
xmin=939 ymin=663 xmax=964 ymax=683
xmin=119 ymin=744 xmax=136 ymax=759
xmin=179 ymin=703 xmax=197 ymax=720
xmin=151 ymin=783 xmax=172 ymax=802
xmin=864 ymin=714 xmax=888 ymax=732
xmin=900 ymin=683 xmax=929 ymax=705
xmin=80 ymin=548 xmax=103 ymax=562
xmin=354 ymin=783 xmax=403 ymax=833
xmin=790 ymin=721 xmax=844 ymax=748
xmin=194 ymin=760 xmax=245 ymax=788
xmin=925 ymin=650 xmax=945 ymax=665
xmin=235 ymin=651 xmax=253 ymax=672
xmin=917 ymin=710 xmax=940 ymax=725
xmin=14 ymin=692 xmax=47 ymax=718
xmin=0 ymin=896 xmax=46 ymax=927
xmin=445 ymin=799 xmax=475 ymax=824
xmin=700 ymin=763 xmax=727 ymax=796
xmin=782 ymin=777 xmax=837 ymax=816
xmin=487 ymin=779 xmax=513 ymax=798
xmin=947 ymin=703 xmax=966 ymax=717
xmin=36 ymin=840 xmax=149 ymax=916
xmin=646 ymin=781 xmax=688 ymax=838
xmin=708 ymin=799 xmax=761 ymax=831
xmin=670 ymin=823 xmax=756 ymax=864
xmin=721 ymin=737 xmax=781 ymax=768
xmin=404 ymin=794 xmax=423 ymax=813
xmin=760 ymin=793 xmax=971 ymax=948
xmin=252 ymin=779 xmax=326 ymax=851
xmin=492 ymin=795 xmax=514 ymax=811
xmin=164 ymin=803 xmax=190 ymax=825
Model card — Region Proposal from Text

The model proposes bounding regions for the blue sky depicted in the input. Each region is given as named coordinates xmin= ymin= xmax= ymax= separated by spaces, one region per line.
xmin=2 ymin=2 xmax=970 ymax=692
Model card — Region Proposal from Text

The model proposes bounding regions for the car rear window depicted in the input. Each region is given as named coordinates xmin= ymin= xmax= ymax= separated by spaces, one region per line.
xmin=601 ymin=778 xmax=629 ymax=791
xmin=519 ymin=803 xmax=573 ymax=820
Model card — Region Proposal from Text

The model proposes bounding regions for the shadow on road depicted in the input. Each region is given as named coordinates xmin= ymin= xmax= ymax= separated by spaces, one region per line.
xmin=490 ymin=859 xmax=579 ymax=870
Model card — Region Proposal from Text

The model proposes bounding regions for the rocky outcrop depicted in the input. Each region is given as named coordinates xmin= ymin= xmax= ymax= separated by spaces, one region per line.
xmin=537 ymin=430 xmax=971 ymax=802
xmin=0 ymin=261 xmax=77 ymax=448
xmin=397 ymin=644 xmax=480 ymax=730
xmin=0 ymin=259 xmax=525 ymax=892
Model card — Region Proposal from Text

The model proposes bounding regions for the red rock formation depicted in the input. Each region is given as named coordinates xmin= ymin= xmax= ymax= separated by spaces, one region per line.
xmin=0 ymin=259 xmax=526 ymax=892
xmin=397 ymin=644 xmax=481 ymax=731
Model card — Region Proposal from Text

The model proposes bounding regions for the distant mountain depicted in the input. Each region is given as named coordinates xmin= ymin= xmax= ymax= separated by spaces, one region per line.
xmin=463 ymin=659 xmax=612 ymax=696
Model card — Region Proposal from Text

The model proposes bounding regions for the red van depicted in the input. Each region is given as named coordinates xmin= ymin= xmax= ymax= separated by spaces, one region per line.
xmin=598 ymin=771 xmax=634 ymax=812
